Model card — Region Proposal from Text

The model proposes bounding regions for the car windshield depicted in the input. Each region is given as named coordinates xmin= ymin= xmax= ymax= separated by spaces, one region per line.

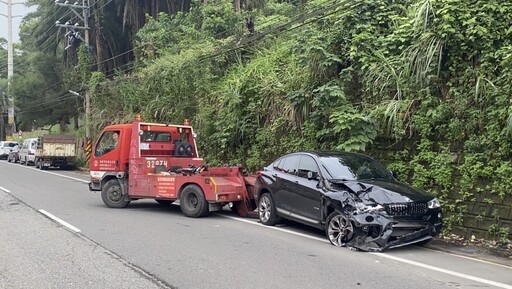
xmin=319 ymin=153 xmax=394 ymax=181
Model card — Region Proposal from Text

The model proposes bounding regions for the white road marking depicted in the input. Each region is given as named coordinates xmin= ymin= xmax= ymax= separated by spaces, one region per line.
xmin=421 ymin=246 xmax=512 ymax=270
xmin=39 ymin=210 xmax=81 ymax=233
xmin=374 ymin=253 xmax=512 ymax=289
xmin=36 ymin=170 xmax=89 ymax=183
xmin=220 ymin=214 xmax=328 ymax=243
xmin=221 ymin=214 xmax=512 ymax=289
xmin=7 ymin=162 xmax=89 ymax=183
xmin=0 ymin=185 xmax=11 ymax=193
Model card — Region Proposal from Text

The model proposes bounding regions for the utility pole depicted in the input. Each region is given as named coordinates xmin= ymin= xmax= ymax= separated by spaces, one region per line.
xmin=55 ymin=0 xmax=90 ymax=141
xmin=0 ymin=0 xmax=23 ymax=140
xmin=7 ymin=0 xmax=14 ymax=138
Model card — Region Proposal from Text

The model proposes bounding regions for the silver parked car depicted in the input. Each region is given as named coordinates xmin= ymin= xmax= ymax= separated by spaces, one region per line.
xmin=7 ymin=144 xmax=20 ymax=163
xmin=0 ymin=141 xmax=20 ymax=160
xmin=19 ymin=138 xmax=38 ymax=165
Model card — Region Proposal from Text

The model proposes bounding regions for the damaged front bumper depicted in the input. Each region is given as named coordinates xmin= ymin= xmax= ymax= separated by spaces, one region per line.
xmin=342 ymin=210 xmax=442 ymax=252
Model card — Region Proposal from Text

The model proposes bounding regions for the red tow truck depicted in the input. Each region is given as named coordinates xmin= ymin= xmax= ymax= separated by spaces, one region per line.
xmin=88 ymin=115 xmax=256 ymax=217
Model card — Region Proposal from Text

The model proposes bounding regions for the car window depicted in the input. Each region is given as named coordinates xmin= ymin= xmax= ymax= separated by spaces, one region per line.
xmin=279 ymin=155 xmax=300 ymax=175
xmin=297 ymin=155 xmax=319 ymax=179
xmin=30 ymin=141 xmax=37 ymax=149
xmin=271 ymin=158 xmax=282 ymax=170
xmin=320 ymin=154 xmax=393 ymax=181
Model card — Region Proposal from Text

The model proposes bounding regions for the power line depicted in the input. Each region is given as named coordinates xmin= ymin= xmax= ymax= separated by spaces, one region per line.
xmin=12 ymin=0 xmax=353 ymax=120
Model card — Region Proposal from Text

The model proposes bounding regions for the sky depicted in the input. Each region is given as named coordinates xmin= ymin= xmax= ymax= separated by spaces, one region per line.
xmin=0 ymin=1 xmax=36 ymax=43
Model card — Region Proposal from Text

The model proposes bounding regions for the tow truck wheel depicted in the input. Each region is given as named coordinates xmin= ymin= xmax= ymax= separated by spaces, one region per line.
xmin=326 ymin=212 xmax=354 ymax=247
xmin=179 ymin=184 xmax=209 ymax=218
xmin=258 ymin=193 xmax=279 ymax=226
xmin=101 ymin=179 xmax=131 ymax=208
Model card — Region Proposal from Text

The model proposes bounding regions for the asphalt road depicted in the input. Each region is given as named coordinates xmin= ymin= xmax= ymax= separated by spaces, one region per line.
xmin=0 ymin=161 xmax=511 ymax=289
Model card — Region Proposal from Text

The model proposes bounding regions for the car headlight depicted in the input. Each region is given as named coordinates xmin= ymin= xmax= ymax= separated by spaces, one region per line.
xmin=428 ymin=198 xmax=441 ymax=209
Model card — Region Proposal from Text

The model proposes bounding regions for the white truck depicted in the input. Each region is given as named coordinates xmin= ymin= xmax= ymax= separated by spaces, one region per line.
xmin=35 ymin=135 xmax=76 ymax=170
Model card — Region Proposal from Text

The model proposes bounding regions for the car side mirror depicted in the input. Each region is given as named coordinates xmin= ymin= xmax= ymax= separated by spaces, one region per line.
xmin=307 ymin=171 xmax=319 ymax=180
xmin=390 ymin=170 xmax=398 ymax=180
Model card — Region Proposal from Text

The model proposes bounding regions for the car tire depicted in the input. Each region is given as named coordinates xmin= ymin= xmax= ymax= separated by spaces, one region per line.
xmin=258 ymin=193 xmax=279 ymax=226
xmin=326 ymin=211 xmax=354 ymax=247
xmin=179 ymin=184 xmax=209 ymax=218
xmin=101 ymin=179 xmax=131 ymax=208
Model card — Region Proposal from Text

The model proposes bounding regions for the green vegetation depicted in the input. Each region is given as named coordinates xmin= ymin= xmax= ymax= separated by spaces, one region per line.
xmin=4 ymin=0 xmax=512 ymax=242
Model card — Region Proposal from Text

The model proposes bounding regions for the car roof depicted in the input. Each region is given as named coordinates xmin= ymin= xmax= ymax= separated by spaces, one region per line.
xmin=289 ymin=150 xmax=371 ymax=159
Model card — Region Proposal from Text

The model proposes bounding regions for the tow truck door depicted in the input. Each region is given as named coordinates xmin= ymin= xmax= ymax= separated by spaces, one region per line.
xmin=90 ymin=130 xmax=123 ymax=176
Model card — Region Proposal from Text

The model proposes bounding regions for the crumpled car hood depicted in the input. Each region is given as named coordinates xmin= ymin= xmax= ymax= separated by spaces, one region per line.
xmin=330 ymin=179 xmax=433 ymax=204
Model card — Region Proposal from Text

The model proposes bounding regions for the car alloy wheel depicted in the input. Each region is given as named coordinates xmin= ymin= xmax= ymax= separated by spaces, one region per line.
xmin=259 ymin=195 xmax=272 ymax=223
xmin=258 ymin=193 xmax=278 ymax=225
xmin=327 ymin=212 xmax=354 ymax=247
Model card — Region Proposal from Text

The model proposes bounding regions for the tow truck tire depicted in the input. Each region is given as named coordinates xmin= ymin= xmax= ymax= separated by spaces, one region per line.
xmin=101 ymin=179 xmax=130 ymax=208
xmin=326 ymin=211 xmax=354 ymax=247
xmin=179 ymin=184 xmax=209 ymax=218
xmin=258 ymin=193 xmax=279 ymax=226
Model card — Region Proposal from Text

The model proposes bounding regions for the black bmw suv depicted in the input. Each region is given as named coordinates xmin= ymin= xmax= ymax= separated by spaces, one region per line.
xmin=254 ymin=151 xmax=443 ymax=251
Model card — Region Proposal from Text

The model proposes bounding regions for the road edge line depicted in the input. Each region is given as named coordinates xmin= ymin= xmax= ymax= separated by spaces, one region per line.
xmin=221 ymin=214 xmax=512 ymax=289
xmin=39 ymin=209 xmax=81 ymax=233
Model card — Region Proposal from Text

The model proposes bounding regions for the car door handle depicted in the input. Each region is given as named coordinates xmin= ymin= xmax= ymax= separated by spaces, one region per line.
xmin=294 ymin=181 xmax=299 ymax=184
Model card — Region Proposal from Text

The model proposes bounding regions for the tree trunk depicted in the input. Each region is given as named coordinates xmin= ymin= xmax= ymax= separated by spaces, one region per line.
xmin=245 ymin=0 xmax=254 ymax=33
xmin=94 ymin=2 xmax=107 ymax=73
xmin=0 ymin=112 xmax=4 ymax=140
xmin=234 ymin=0 xmax=240 ymax=12
xmin=152 ymin=0 xmax=158 ymax=18
xmin=74 ymin=114 xmax=79 ymax=130
xmin=59 ymin=115 xmax=69 ymax=133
